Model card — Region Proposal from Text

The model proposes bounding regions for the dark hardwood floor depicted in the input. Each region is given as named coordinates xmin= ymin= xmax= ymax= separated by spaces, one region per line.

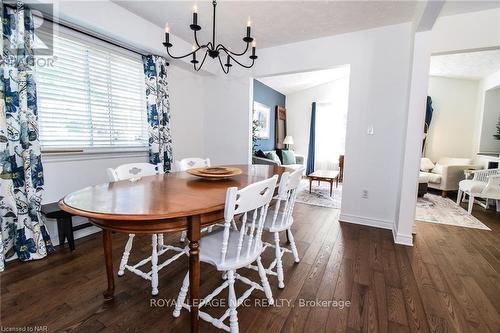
xmin=1 ymin=201 xmax=499 ymax=332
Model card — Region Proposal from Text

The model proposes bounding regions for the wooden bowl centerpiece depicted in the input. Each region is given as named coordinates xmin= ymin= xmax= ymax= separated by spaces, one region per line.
xmin=187 ymin=167 xmax=242 ymax=180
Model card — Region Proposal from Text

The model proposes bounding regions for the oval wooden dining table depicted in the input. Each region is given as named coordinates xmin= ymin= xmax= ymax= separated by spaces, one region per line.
xmin=59 ymin=164 xmax=289 ymax=333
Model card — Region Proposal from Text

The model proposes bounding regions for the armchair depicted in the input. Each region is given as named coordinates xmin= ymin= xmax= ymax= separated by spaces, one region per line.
xmin=457 ymin=169 xmax=500 ymax=214
xmin=419 ymin=157 xmax=482 ymax=197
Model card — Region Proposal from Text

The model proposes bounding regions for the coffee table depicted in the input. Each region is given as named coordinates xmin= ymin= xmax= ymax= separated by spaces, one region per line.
xmin=308 ymin=170 xmax=339 ymax=197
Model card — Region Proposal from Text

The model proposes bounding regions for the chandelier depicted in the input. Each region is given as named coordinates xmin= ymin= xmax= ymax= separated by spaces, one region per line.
xmin=163 ymin=0 xmax=257 ymax=74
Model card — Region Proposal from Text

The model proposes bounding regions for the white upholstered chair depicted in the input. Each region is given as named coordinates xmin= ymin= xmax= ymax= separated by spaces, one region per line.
xmin=177 ymin=157 xmax=212 ymax=242
xmin=249 ymin=166 xmax=303 ymax=288
xmin=173 ymin=175 xmax=278 ymax=333
xmin=106 ymin=163 xmax=187 ymax=295
xmin=457 ymin=169 xmax=500 ymax=214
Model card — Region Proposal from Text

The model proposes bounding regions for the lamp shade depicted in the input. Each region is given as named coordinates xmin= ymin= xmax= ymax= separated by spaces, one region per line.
xmin=283 ymin=135 xmax=294 ymax=145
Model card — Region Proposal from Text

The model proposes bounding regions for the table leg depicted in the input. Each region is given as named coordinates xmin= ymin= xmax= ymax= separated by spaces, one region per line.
xmin=188 ymin=216 xmax=201 ymax=333
xmin=56 ymin=218 xmax=65 ymax=247
xmin=309 ymin=178 xmax=312 ymax=193
xmin=336 ymin=176 xmax=339 ymax=188
xmin=329 ymin=181 xmax=333 ymax=197
xmin=64 ymin=216 xmax=75 ymax=251
xmin=102 ymin=229 xmax=115 ymax=300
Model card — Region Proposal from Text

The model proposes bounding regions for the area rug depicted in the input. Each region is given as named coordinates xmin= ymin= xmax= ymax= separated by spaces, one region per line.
xmin=416 ymin=194 xmax=491 ymax=230
xmin=295 ymin=178 xmax=341 ymax=209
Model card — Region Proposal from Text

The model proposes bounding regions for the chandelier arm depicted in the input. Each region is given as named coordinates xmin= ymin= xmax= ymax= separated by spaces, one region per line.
xmin=224 ymin=50 xmax=255 ymax=69
xmin=166 ymin=43 xmax=209 ymax=60
xmin=194 ymin=51 xmax=209 ymax=71
xmin=216 ymin=42 xmax=249 ymax=56
xmin=193 ymin=30 xmax=202 ymax=48
xmin=217 ymin=54 xmax=230 ymax=74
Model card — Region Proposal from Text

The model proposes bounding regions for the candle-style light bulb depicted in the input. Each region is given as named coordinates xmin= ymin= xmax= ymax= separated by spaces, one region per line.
xmin=251 ymin=40 xmax=256 ymax=58
xmin=252 ymin=41 xmax=256 ymax=48
xmin=164 ymin=23 xmax=171 ymax=46
xmin=246 ymin=17 xmax=251 ymax=39
xmin=191 ymin=44 xmax=197 ymax=63
xmin=192 ymin=4 xmax=198 ymax=25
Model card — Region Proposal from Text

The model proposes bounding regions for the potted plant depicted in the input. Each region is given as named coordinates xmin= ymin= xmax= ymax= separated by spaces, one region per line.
xmin=252 ymin=119 xmax=261 ymax=154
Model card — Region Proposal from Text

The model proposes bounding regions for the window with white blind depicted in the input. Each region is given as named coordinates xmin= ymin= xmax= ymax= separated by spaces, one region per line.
xmin=36 ymin=25 xmax=148 ymax=150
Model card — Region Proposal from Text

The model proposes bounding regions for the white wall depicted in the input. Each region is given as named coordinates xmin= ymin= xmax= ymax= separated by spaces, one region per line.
xmin=203 ymin=23 xmax=414 ymax=231
xmin=474 ymin=70 xmax=500 ymax=155
xmin=203 ymin=75 xmax=252 ymax=165
xmin=285 ymin=77 xmax=350 ymax=160
xmin=425 ymin=76 xmax=479 ymax=161
xmin=431 ymin=9 xmax=500 ymax=54
xmin=479 ymin=87 xmax=500 ymax=154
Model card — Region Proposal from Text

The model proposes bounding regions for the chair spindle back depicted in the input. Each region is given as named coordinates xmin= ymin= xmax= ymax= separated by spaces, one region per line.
xmin=221 ymin=175 xmax=278 ymax=265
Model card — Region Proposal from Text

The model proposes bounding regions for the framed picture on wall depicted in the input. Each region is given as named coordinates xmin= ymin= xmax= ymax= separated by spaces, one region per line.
xmin=253 ymin=102 xmax=271 ymax=139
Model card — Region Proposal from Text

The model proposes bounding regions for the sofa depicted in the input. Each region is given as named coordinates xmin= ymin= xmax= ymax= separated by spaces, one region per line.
xmin=252 ymin=150 xmax=305 ymax=171
xmin=419 ymin=157 xmax=482 ymax=196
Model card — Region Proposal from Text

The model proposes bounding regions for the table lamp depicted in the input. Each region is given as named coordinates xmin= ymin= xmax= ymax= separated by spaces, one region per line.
xmin=283 ymin=135 xmax=294 ymax=150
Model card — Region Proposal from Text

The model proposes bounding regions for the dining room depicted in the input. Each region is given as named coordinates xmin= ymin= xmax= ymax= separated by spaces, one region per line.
xmin=2 ymin=1 xmax=500 ymax=333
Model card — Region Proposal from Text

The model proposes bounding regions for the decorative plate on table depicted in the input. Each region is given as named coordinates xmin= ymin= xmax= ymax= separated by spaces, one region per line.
xmin=187 ymin=167 xmax=242 ymax=180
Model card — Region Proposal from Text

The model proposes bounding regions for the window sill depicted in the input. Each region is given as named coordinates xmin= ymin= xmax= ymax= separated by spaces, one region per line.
xmin=42 ymin=147 xmax=148 ymax=163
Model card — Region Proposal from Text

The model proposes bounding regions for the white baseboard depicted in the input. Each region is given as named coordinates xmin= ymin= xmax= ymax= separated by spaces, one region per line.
xmin=392 ymin=228 xmax=413 ymax=246
xmin=339 ymin=213 xmax=393 ymax=230
xmin=339 ymin=213 xmax=414 ymax=246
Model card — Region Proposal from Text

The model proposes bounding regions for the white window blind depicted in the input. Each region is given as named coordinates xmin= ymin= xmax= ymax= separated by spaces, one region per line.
xmin=36 ymin=26 xmax=148 ymax=149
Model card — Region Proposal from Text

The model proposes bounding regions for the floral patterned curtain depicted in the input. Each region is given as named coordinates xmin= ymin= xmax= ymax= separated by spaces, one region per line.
xmin=0 ymin=1 xmax=53 ymax=271
xmin=142 ymin=55 xmax=172 ymax=173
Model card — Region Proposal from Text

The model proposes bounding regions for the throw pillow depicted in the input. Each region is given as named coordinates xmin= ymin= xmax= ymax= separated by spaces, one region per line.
xmin=431 ymin=164 xmax=443 ymax=175
xmin=255 ymin=150 xmax=266 ymax=158
xmin=265 ymin=151 xmax=281 ymax=165
xmin=420 ymin=158 xmax=435 ymax=172
xmin=281 ymin=150 xmax=296 ymax=165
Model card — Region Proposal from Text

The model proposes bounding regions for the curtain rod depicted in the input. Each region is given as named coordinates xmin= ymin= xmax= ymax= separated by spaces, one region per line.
xmin=5 ymin=3 xmax=169 ymax=65
xmin=43 ymin=16 xmax=168 ymax=65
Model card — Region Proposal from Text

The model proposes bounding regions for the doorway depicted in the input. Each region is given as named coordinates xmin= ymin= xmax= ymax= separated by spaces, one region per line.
xmin=250 ymin=66 xmax=350 ymax=209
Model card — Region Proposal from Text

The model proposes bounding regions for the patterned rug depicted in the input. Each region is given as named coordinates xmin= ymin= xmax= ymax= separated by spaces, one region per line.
xmin=295 ymin=178 xmax=341 ymax=209
xmin=416 ymin=194 xmax=491 ymax=230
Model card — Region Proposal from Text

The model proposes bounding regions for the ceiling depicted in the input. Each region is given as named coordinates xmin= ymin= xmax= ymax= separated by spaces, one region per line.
xmin=430 ymin=50 xmax=500 ymax=80
xmin=113 ymin=1 xmax=420 ymax=49
xmin=257 ymin=66 xmax=350 ymax=95
xmin=439 ymin=0 xmax=500 ymax=16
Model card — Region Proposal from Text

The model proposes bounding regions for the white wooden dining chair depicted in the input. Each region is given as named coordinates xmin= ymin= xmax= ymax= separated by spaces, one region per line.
xmin=175 ymin=157 xmax=211 ymax=172
xmin=248 ymin=166 xmax=304 ymax=288
xmin=457 ymin=169 xmax=500 ymax=214
xmin=106 ymin=163 xmax=187 ymax=295
xmin=176 ymin=157 xmax=213 ymax=242
xmin=173 ymin=175 xmax=278 ymax=333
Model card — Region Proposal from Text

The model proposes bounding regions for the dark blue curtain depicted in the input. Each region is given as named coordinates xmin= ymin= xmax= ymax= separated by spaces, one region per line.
xmin=423 ymin=96 xmax=433 ymax=153
xmin=425 ymin=96 xmax=433 ymax=130
xmin=306 ymin=102 xmax=316 ymax=175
